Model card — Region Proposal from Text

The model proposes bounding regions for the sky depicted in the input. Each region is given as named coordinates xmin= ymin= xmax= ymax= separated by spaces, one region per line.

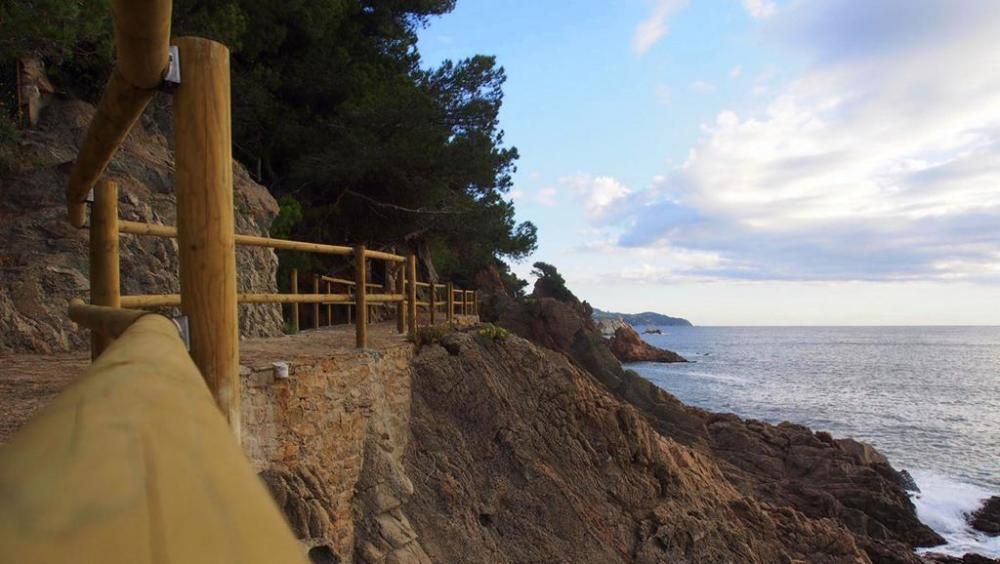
xmin=418 ymin=0 xmax=1000 ymax=325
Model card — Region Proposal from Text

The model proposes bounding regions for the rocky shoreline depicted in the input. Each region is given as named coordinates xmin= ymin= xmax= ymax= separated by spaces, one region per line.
xmin=478 ymin=272 xmax=999 ymax=563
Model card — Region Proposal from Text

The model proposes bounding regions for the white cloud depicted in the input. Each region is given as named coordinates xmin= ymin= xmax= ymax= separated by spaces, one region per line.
xmin=604 ymin=1 xmax=1000 ymax=283
xmin=632 ymin=0 xmax=690 ymax=55
xmin=741 ymin=0 xmax=776 ymax=19
xmin=536 ymin=187 xmax=558 ymax=207
xmin=562 ymin=174 xmax=633 ymax=220
xmin=729 ymin=65 xmax=743 ymax=79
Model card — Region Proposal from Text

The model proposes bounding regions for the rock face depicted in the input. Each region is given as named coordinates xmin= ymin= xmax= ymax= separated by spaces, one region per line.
xmin=403 ymin=331 xmax=873 ymax=563
xmin=494 ymin=294 xmax=944 ymax=563
xmin=971 ymin=496 xmax=1000 ymax=535
xmin=0 ymin=96 xmax=284 ymax=353
xmin=595 ymin=317 xmax=628 ymax=337
xmin=608 ymin=324 xmax=687 ymax=363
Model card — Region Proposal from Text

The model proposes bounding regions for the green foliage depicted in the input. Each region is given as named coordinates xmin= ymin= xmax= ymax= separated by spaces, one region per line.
xmin=476 ymin=323 xmax=509 ymax=341
xmin=411 ymin=324 xmax=454 ymax=350
xmin=531 ymin=261 xmax=576 ymax=303
xmin=0 ymin=0 xmax=113 ymax=99
xmin=11 ymin=0 xmax=538 ymax=281
xmin=495 ymin=259 xmax=528 ymax=298
xmin=270 ymin=195 xmax=304 ymax=238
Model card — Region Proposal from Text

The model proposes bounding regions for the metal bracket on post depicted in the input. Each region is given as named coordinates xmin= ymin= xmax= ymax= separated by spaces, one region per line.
xmin=160 ymin=46 xmax=181 ymax=93
xmin=80 ymin=188 xmax=96 ymax=228
xmin=171 ymin=315 xmax=191 ymax=351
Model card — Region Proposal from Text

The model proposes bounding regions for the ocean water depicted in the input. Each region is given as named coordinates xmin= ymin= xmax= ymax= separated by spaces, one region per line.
xmin=628 ymin=326 xmax=1000 ymax=558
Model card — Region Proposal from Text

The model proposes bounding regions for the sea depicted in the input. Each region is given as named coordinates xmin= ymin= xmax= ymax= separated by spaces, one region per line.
xmin=628 ymin=325 xmax=1000 ymax=558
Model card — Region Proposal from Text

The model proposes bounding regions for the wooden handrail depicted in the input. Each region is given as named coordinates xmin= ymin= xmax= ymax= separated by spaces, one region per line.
xmin=319 ymin=275 xmax=383 ymax=288
xmin=0 ymin=309 xmax=307 ymax=563
xmin=69 ymin=299 xmax=152 ymax=338
xmin=66 ymin=0 xmax=173 ymax=227
xmin=120 ymin=220 xmax=353 ymax=256
xmin=364 ymin=249 xmax=405 ymax=263
xmin=117 ymin=292 xmax=409 ymax=308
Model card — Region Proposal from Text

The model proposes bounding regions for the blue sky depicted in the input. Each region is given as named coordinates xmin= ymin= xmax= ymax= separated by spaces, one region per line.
xmin=418 ymin=0 xmax=1000 ymax=325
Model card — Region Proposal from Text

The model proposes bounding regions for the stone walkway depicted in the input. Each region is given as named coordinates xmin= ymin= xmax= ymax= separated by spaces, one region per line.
xmin=0 ymin=317 xmax=475 ymax=444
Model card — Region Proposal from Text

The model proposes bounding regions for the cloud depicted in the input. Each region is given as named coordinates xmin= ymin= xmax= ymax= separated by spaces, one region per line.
xmin=632 ymin=0 xmax=690 ymax=55
xmin=741 ymin=0 xmax=776 ymax=19
xmin=536 ymin=187 xmax=558 ymax=207
xmin=561 ymin=174 xmax=633 ymax=220
xmin=594 ymin=1 xmax=1000 ymax=284
xmin=729 ymin=65 xmax=743 ymax=79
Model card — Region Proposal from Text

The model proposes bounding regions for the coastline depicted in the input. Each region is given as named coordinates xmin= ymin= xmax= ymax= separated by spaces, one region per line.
xmin=626 ymin=325 xmax=1000 ymax=560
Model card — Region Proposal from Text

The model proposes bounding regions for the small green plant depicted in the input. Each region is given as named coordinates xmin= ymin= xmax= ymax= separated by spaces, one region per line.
xmin=477 ymin=323 xmax=509 ymax=341
xmin=411 ymin=325 xmax=454 ymax=350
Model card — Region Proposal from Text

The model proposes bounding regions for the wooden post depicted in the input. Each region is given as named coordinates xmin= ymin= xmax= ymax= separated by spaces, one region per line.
xmin=407 ymin=254 xmax=418 ymax=335
xmin=312 ymin=275 xmax=320 ymax=330
xmin=174 ymin=37 xmax=240 ymax=438
xmin=429 ymin=283 xmax=437 ymax=325
xmin=347 ymin=286 xmax=353 ymax=325
xmin=326 ymin=281 xmax=332 ymax=326
xmin=396 ymin=265 xmax=405 ymax=334
xmin=447 ymin=282 xmax=454 ymax=323
xmin=474 ymin=290 xmax=479 ymax=316
xmin=355 ymin=245 xmax=367 ymax=348
xmin=290 ymin=268 xmax=299 ymax=332
xmin=89 ymin=180 xmax=120 ymax=359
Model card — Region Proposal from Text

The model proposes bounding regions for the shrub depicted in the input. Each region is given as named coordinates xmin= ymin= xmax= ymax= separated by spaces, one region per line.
xmin=476 ymin=323 xmax=509 ymax=341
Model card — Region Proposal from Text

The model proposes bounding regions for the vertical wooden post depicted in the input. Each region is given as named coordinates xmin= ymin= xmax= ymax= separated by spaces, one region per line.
xmin=447 ymin=282 xmax=454 ymax=323
xmin=407 ymin=254 xmax=418 ymax=335
xmin=290 ymin=268 xmax=299 ymax=332
xmin=312 ymin=274 xmax=320 ymax=330
xmin=355 ymin=245 xmax=367 ymax=348
xmin=326 ymin=281 xmax=332 ymax=326
xmin=429 ymin=283 xmax=437 ymax=325
xmin=347 ymin=286 xmax=353 ymax=325
xmin=89 ymin=179 xmax=120 ymax=359
xmin=396 ymin=265 xmax=405 ymax=334
xmin=174 ymin=37 xmax=240 ymax=438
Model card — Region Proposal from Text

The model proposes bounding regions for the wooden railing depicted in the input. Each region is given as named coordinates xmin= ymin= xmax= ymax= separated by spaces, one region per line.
xmin=65 ymin=1 xmax=479 ymax=437
xmin=1 ymin=300 xmax=308 ymax=564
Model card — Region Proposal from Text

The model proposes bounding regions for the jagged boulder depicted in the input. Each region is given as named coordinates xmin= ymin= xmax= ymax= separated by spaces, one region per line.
xmin=971 ymin=496 xmax=1000 ymax=535
xmin=608 ymin=325 xmax=687 ymax=363
xmin=0 ymin=96 xmax=284 ymax=353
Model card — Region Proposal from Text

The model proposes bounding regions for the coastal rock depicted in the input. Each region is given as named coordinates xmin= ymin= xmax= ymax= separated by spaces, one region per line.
xmin=595 ymin=317 xmax=628 ymax=337
xmin=495 ymin=292 xmax=945 ymax=563
xmin=403 ymin=330 xmax=870 ymax=563
xmin=970 ymin=496 xmax=1000 ymax=535
xmin=608 ymin=325 xmax=687 ymax=363
xmin=923 ymin=554 xmax=1000 ymax=564
xmin=0 ymin=96 xmax=284 ymax=353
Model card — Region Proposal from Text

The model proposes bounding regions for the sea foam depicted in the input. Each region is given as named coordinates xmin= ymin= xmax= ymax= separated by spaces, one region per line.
xmin=910 ymin=469 xmax=1000 ymax=558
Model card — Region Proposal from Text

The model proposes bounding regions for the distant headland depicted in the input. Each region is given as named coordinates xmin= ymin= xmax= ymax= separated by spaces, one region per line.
xmin=592 ymin=308 xmax=693 ymax=327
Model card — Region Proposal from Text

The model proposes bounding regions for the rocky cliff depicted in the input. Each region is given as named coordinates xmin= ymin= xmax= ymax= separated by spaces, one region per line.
xmin=403 ymin=330 xmax=873 ymax=563
xmin=0 ymin=96 xmax=284 ymax=353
